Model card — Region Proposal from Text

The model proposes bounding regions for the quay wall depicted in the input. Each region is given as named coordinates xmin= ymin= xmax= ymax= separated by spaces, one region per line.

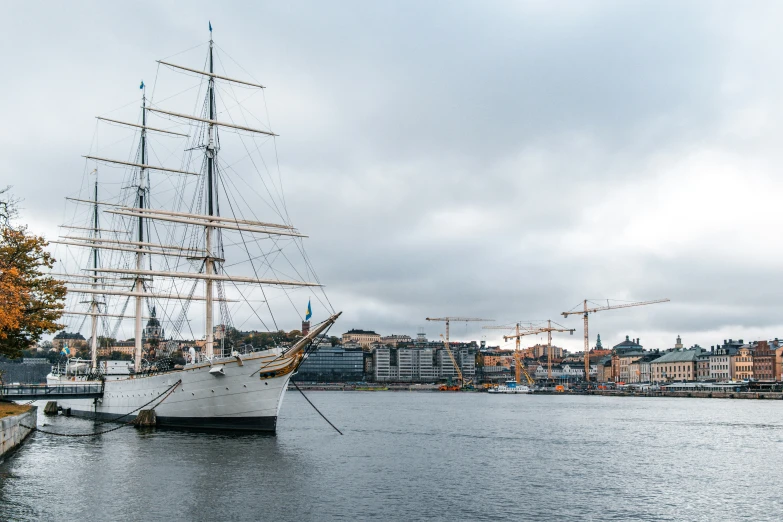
xmin=0 ymin=406 xmax=37 ymax=460
xmin=580 ymin=390 xmax=783 ymax=400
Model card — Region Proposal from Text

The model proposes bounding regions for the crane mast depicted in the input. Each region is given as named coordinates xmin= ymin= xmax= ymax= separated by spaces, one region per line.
xmin=561 ymin=298 xmax=670 ymax=382
xmin=426 ymin=317 xmax=494 ymax=388
xmin=484 ymin=323 xmax=537 ymax=386
xmin=503 ymin=320 xmax=574 ymax=381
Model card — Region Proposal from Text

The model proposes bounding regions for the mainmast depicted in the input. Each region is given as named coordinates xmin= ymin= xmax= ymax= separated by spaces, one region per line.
xmin=204 ymin=26 xmax=216 ymax=360
xmin=134 ymin=84 xmax=148 ymax=371
xmin=89 ymin=170 xmax=99 ymax=370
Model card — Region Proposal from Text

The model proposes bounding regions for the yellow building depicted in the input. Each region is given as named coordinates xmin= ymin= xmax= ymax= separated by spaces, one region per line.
xmin=651 ymin=348 xmax=701 ymax=383
xmin=731 ymin=345 xmax=753 ymax=381
xmin=342 ymin=329 xmax=381 ymax=348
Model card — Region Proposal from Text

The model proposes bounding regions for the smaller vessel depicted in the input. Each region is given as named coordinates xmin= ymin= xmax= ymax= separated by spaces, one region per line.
xmin=488 ymin=381 xmax=531 ymax=394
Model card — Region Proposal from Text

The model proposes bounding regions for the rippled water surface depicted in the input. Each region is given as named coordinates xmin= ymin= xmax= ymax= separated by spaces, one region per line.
xmin=1 ymin=393 xmax=782 ymax=521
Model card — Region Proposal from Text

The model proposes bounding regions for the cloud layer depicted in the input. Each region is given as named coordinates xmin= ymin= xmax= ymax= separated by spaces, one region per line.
xmin=3 ymin=1 xmax=783 ymax=350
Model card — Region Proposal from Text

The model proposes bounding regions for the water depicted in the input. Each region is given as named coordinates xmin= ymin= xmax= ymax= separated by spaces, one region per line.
xmin=1 ymin=392 xmax=782 ymax=521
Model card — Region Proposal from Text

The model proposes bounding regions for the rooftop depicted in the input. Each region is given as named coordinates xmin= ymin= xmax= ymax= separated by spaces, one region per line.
xmin=613 ymin=335 xmax=643 ymax=351
xmin=344 ymin=329 xmax=379 ymax=335
xmin=653 ymin=348 xmax=703 ymax=364
xmin=53 ymin=331 xmax=86 ymax=340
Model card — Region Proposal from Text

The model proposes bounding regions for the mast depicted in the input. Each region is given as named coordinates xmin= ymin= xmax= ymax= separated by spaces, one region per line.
xmin=90 ymin=171 xmax=99 ymax=370
xmin=205 ymin=26 xmax=216 ymax=360
xmin=134 ymin=84 xmax=147 ymax=371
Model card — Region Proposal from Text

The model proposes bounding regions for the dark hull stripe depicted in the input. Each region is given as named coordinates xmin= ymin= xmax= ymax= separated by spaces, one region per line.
xmin=64 ymin=408 xmax=278 ymax=433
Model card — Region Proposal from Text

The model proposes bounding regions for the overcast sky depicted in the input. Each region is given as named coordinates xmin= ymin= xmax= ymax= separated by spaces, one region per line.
xmin=3 ymin=1 xmax=783 ymax=351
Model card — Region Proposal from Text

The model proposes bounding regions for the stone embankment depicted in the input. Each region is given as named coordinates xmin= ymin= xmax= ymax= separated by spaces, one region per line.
xmin=290 ymin=383 xmax=441 ymax=392
xmin=580 ymin=390 xmax=783 ymax=400
xmin=0 ymin=403 xmax=37 ymax=461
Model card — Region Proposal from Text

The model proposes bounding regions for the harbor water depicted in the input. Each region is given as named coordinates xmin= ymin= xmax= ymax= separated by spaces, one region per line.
xmin=1 ymin=392 xmax=782 ymax=521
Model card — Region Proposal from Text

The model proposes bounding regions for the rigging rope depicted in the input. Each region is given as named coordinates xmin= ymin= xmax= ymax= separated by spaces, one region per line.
xmin=290 ymin=379 xmax=343 ymax=436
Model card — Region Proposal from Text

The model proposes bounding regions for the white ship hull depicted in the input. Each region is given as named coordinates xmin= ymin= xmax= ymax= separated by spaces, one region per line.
xmin=47 ymin=349 xmax=302 ymax=432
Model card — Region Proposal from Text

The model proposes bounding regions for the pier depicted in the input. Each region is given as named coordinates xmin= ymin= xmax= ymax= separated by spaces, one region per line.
xmin=0 ymin=383 xmax=104 ymax=401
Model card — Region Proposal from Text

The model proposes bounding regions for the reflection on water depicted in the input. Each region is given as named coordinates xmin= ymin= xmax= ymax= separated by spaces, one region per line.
xmin=2 ymin=393 xmax=782 ymax=521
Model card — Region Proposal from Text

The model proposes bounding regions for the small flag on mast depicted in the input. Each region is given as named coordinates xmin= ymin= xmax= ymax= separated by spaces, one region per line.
xmin=139 ymin=80 xmax=144 ymax=90
xmin=209 ymin=21 xmax=212 ymax=32
xmin=305 ymin=299 xmax=312 ymax=321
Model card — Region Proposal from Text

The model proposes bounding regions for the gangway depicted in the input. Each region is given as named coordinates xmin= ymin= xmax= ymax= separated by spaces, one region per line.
xmin=0 ymin=383 xmax=104 ymax=401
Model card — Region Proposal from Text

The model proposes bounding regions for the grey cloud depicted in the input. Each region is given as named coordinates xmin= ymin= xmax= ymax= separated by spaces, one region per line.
xmin=3 ymin=1 xmax=783 ymax=351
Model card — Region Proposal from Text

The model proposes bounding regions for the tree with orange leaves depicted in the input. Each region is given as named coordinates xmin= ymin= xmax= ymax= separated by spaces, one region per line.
xmin=0 ymin=189 xmax=66 ymax=358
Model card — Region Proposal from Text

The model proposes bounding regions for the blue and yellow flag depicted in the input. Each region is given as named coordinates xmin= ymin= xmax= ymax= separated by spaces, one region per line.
xmin=61 ymin=346 xmax=70 ymax=356
xmin=305 ymin=299 xmax=312 ymax=321
xmin=140 ymin=80 xmax=144 ymax=90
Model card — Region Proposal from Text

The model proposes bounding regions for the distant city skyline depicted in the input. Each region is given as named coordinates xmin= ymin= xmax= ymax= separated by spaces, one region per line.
xmin=4 ymin=1 xmax=783 ymax=350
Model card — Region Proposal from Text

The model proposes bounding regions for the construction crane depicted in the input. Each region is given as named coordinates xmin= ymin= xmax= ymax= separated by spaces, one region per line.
xmin=483 ymin=323 xmax=537 ymax=386
xmin=426 ymin=317 xmax=494 ymax=388
xmin=561 ymin=299 xmax=670 ymax=382
xmin=503 ymin=320 xmax=575 ymax=381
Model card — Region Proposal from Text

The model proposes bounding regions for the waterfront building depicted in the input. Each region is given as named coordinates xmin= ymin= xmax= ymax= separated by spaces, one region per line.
xmin=434 ymin=345 xmax=476 ymax=381
xmin=342 ymin=329 xmax=381 ymax=348
xmin=529 ymin=344 xmax=565 ymax=359
xmin=482 ymin=350 xmax=514 ymax=367
xmin=696 ymin=351 xmax=711 ymax=381
xmin=611 ymin=336 xmax=645 ymax=382
xmin=397 ymin=347 xmax=436 ymax=381
xmin=342 ymin=340 xmax=362 ymax=350
xmin=627 ymin=351 xmax=661 ymax=383
xmin=105 ymin=340 xmax=135 ymax=357
xmin=731 ymin=345 xmax=754 ymax=381
xmin=651 ymin=347 xmax=702 ymax=383
xmin=380 ymin=335 xmax=412 ymax=347
xmin=709 ymin=340 xmax=742 ymax=381
xmin=534 ymin=364 xmax=584 ymax=381
xmin=751 ymin=341 xmax=775 ymax=381
xmin=296 ymin=346 xmax=365 ymax=382
xmin=772 ymin=340 xmax=783 ymax=381
xmin=373 ymin=346 xmax=393 ymax=381
xmin=597 ymin=356 xmax=613 ymax=382
xmin=52 ymin=331 xmax=87 ymax=352
xmin=457 ymin=346 xmax=476 ymax=380
xmin=479 ymin=365 xmax=514 ymax=384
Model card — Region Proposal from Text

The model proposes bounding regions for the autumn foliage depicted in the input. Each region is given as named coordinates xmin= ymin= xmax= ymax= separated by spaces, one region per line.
xmin=0 ymin=227 xmax=66 ymax=358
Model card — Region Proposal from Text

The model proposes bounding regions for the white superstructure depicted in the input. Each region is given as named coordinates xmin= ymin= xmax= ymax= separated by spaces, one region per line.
xmin=488 ymin=381 xmax=532 ymax=394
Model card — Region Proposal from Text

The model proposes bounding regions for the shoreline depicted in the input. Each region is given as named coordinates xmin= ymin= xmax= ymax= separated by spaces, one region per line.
xmin=0 ymin=404 xmax=37 ymax=462
xmin=289 ymin=383 xmax=783 ymax=399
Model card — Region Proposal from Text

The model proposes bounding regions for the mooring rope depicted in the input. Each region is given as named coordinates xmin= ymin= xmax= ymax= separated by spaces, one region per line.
xmin=20 ymin=379 xmax=182 ymax=437
xmin=290 ymin=379 xmax=343 ymax=435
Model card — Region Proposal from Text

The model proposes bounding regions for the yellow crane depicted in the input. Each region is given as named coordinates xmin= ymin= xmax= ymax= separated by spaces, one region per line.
xmin=483 ymin=323 xmax=537 ymax=386
xmin=426 ymin=317 xmax=494 ymax=388
xmin=503 ymin=320 xmax=575 ymax=381
xmin=561 ymin=299 xmax=670 ymax=382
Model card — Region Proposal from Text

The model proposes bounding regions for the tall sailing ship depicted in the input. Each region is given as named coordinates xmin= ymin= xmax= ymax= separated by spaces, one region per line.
xmin=47 ymin=26 xmax=340 ymax=432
